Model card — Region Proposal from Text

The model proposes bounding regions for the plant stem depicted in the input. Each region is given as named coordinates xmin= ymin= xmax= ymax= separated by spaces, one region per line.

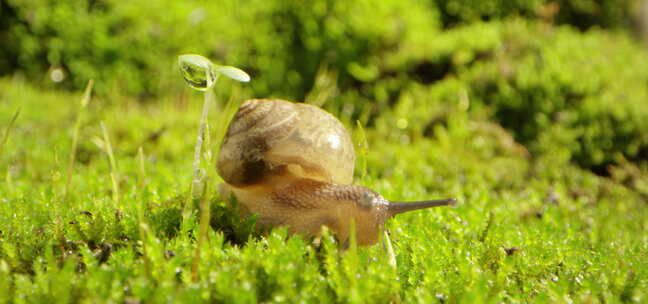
xmin=192 ymin=181 xmax=211 ymax=282
xmin=136 ymin=146 xmax=152 ymax=279
xmin=1 ymin=107 xmax=20 ymax=196
xmin=101 ymin=121 xmax=120 ymax=206
xmin=182 ymin=76 xmax=219 ymax=233
xmin=5 ymin=168 xmax=14 ymax=195
xmin=382 ymin=230 xmax=397 ymax=269
xmin=355 ymin=120 xmax=369 ymax=181
xmin=137 ymin=146 xmax=146 ymax=189
xmin=0 ymin=108 xmax=21 ymax=158
xmin=65 ymin=80 xmax=93 ymax=201
xmin=191 ymin=77 xmax=218 ymax=199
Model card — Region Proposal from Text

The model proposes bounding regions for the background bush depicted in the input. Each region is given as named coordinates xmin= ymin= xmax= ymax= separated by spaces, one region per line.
xmin=432 ymin=0 xmax=638 ymax=29
xmin=1 ymin=0 xmax=647 ymax=172
xmin=374 ymin=20 xmax=648 ymax=171
xmin=1 ymin=0 xmax=642 ymax=96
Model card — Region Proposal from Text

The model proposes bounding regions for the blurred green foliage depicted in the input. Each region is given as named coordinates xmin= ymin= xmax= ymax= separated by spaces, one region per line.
xmin=433 ymin=0 xmax=638 ymax=29
xmin=379 ymin=20 xmax=648 ymax=171
xmin=0 ymin=0 xmax=440 ymax=98
xmin=0 ymin=0 xmax=642 ymax=96
xmin=1 ymin=0 xmax=647 ymax=173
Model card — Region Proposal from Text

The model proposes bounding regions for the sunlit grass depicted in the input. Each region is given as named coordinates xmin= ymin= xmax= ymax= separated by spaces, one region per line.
xmin=0 ymin=78 xmax=646 ymax=303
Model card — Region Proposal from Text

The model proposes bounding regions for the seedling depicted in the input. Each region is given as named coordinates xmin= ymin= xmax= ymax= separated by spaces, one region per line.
xmin=178 ymin=54 xmax=250 ymax=280
xmin=178 ymin=54 xmax=250 ymax=199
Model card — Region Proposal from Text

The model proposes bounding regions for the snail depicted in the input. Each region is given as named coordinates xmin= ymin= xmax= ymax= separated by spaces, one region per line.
xmin=217 ymin=99 xmax=456 ymax=246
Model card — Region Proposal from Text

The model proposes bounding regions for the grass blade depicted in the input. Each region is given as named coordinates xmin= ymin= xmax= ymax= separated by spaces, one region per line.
xmin=136 ymin=146 xmax=152 ymax=279
xmin=137 ymin=146 xmax=146 ymax=189
xmin=192 ymin=181 xmax=211 ymax=282
xmin=100 ymin=121 xmax=120 ymax=206
xmin=0 ymin=108 xmax=21 ymax=158
xmin=65 ymin=80 xmax=93 ymax=200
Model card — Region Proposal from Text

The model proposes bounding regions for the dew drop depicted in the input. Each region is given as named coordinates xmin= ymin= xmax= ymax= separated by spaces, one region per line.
xmin=178 ymin=54 xmax=216 ymax=91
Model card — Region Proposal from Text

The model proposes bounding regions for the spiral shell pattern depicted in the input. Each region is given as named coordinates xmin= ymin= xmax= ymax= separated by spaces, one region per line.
xmin=217 ymin=99 xmax=355 ymax=186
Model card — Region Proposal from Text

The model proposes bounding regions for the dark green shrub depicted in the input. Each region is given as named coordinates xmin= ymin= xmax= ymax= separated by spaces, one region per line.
xmin=431 ymin=0 xmax=639 ymax=29
xmin=1 ymin=0 xmax=640 ymax=97
xmin=380 ymin=20 xmax=648 ymax=171
xmin=431 ymin=0 xmax=544 ymax=25
xmin=1 ymin=1 xmax=646 ymax=172
xmin=1 ymin=0 xmax=246 ymax=96
xmin=0 ymin=0 xmax=438 ymax=97
xmin=553 ymin=0 xmax=639 ymax=29
xmin=469 ymin=22 xmax=648 ymax=171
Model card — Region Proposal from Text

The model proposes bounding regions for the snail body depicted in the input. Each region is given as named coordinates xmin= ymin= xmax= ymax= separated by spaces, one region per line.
xmin=217 ymin=99 xmax=455 ymax=246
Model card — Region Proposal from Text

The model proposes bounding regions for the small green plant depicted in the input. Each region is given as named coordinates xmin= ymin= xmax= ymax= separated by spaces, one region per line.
xmin=178 ymin=54 xmax=250 ymax=199
xmin=178 ymin=54 xmax=250 ymax=280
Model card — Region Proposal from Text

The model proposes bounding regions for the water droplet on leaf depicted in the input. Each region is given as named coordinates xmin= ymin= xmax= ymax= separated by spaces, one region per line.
xmin=178 ymin=54 xmax=216 ymax=91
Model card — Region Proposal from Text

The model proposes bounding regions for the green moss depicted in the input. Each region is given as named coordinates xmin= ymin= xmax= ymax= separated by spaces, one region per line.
xmin=1 ymin=78 xmax=646 ymax=302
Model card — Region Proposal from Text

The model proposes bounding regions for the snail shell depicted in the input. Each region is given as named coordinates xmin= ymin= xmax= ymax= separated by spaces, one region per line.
xmin=218 ymin=99 xmax=355 ymax=186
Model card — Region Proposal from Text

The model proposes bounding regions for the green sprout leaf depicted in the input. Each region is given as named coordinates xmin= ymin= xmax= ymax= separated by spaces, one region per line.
xmin=178 ymin=54 xmax=216 ymax=91
xmin=213 ymin=65 xmax=251 ymax=82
